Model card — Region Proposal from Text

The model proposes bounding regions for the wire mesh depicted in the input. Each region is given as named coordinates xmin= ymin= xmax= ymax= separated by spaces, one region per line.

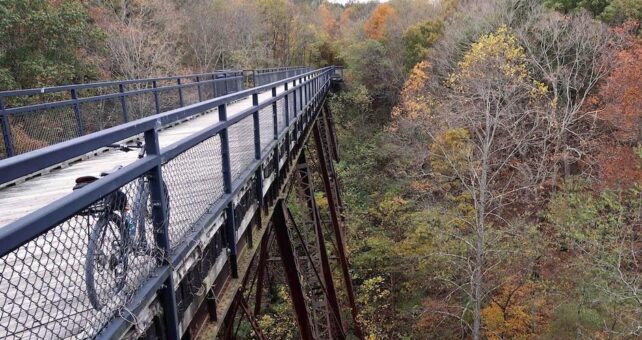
xmin=180 ymin=83 xmax=199 ymax=107
xmin=158 ymin=87 xmax=181 ymax=113
xmin=0 ymin=175 xmax=161 ymax=339
xmin=289 ymin=90 xmax=296 ymax=121
xmin=126 ymin=93 xmax=155 ymax=121
xmin=226 ymin=78 xmax=239 ymax=93
xmin=161 ymin=136 xmax=225 ymax=249
xmin=213 ymin=78 xmax=226 ymax=98
xmin=228 ymin=115 xmax=256 ymax=181
xmin=0 ymin=122 xmax=7 ymax=159
xmin=258 ymin=105 xmax=274 ymax=153
xmin=277 ymin=97 xmax=287 ymax=134
xmin=200 ymin=81 xmax=213 ymax=101
xmin=8 ymin=107 xmax=78 ymax=155
xmin=80 ymin=97 xmax=125 ymax=134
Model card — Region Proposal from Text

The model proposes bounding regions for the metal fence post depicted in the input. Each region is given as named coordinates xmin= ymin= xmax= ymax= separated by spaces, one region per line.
xmin=218 ymin=103 xmax=238 ymax=278
xmin=293 ymin=79 xmax=298 ymax=118
xmin=152 ymin=80 xmax=160 ymax=115
xmin=272 ymin=87 xmax=278 ymax=140
xmin=212 ymin=74 xmax=218 ymax=98
xmin=284 ymin=82 xmax=289 ymax=127
xmin=177 ymin=78 xmax=184 ymax=107
xmin=196 ymin=76 xmax=203 ymax=102
xmin=252 ymin=93 xmax=261 ymax=160
xmin=70 ymin=89 xmax=84 ymax=137
xmin=224 ymin=73 xmax=229 ymax=95
xmin=118 ymin=83 xmax=129 ymax=123
xmin=0 ymin=97 xmax=15 ymax=157
xmin=144 ymin=127 xmax=180 ymax=338
xmin=252 ymin=92 xmax=263 ymax=249
xmin=298 ymin=78 xmax=303 ymax=113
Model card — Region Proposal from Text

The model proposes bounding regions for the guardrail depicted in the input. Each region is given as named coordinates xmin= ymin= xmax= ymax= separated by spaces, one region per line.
xmin=251 ymin=66 xmax=311 ymax=87
xmin=0 ymin=67 xmax=309 ymax=159
xmin=0 ymin=66 xmax=335 ymax=339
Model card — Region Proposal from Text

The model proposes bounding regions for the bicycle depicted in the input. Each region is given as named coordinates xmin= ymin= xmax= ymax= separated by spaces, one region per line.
xmin=73 ymin=142 xmax=170 ymax=310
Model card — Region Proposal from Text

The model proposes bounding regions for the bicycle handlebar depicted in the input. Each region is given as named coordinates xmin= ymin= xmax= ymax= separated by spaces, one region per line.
xmin=106 ymin=143 xmax=143 ymax=152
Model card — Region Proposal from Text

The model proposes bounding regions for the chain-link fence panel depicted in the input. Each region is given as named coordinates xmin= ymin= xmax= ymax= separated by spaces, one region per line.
xmin=161 ymin=136 xmax=225 ymax=250
xmin=0 ymin=123 xmax=6 ymax=159
xmin=122 ymin=83 xmax=157 ymax=122
xmin=258 ymin=105 xmax=274 ymax=153
xmin=180 ymin=83 xmax=199 ymax=107
xmin=8 ymin=106 xmax=78 ymax=154
xmin=277 ymin=97 xmax=287 ymax=134
xmin=158 ymin=91 xmax=180 ymax=113
xmin=228 ymin=115 xmax=256 ymax=182
xmin=0 ymin=175 xmax=161 ymax=339
xmin=80 ymin=97 xmax=125 ymax=134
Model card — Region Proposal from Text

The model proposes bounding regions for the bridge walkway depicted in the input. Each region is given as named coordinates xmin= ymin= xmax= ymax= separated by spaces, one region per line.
xmin=0 ymin=85 xmax=286 ymax=228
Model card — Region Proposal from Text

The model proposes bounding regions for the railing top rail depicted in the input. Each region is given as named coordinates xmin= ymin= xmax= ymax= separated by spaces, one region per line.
xmin=253 ymin=66 xmax=309 ymax=74
xmin=0 ymin=66 xmax=333 ymax=186
xmin=0 ymin=70 xmax=244 ymax=98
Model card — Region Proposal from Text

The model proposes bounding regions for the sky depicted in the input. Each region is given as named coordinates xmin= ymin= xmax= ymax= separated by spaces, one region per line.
xmin=328 ymin=0 xmax=387 ymax=4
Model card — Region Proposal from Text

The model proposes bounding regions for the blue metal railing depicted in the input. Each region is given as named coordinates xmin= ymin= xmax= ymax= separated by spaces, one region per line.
xmin=0 ymin=67 xmax=309 ymax=159
xmin=0 ymin=66 xmax=335 ymax=339
xmin=252 ymin=66 xmax=311 ymax=87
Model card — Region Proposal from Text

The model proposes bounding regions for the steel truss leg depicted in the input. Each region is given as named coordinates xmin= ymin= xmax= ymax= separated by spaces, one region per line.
xmin=313 ymin=119 xmax=363 ymax=339
xmin=297 ymin=152 xmax=345 ymax=339
xmin=272 ymin=200 xmax=315 ymax=340
xmin=238 ymin=291 xmax=267 ymax=340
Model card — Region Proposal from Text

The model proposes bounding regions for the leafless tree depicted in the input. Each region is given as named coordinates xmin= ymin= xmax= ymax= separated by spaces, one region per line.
xmin=428 ymin=26 xmax=552 ymax=339
xmin=102 ymin=0 xmax=182 ymax=79
xmin=516 ymin=5 xmax=620 ymax=182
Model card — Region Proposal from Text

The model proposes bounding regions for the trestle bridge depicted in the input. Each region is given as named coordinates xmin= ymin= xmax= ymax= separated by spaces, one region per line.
xmin=0 ymin=66 xmax=361 ymax=339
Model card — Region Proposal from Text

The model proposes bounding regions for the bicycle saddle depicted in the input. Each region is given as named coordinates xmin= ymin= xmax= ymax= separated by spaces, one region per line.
xmin=73 ymin=176 xmax=98 ymax=190
xmin=100 ymin=165 xmax=123 ymax=177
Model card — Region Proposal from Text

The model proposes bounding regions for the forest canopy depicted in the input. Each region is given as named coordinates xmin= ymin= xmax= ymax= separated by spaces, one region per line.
xmin=2 ymin=0 xmax=642 ymax=338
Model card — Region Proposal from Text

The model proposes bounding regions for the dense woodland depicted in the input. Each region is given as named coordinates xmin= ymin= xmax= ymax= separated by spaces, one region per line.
xmin=2 ymin=0 xmax=642 ymax=338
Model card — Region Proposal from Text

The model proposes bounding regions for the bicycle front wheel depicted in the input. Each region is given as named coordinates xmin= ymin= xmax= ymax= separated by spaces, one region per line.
xmin=85 ymin=213 xmax=129 ymax=310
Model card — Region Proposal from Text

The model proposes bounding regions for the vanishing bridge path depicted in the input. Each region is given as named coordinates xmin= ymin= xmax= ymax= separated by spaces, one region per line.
xmin=0 ymin=66 xmax=360 ymax=339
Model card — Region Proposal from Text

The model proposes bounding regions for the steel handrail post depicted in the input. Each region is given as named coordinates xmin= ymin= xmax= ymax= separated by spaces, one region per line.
xmin=217 ymin=103 xmax=239 ymax=277
xmin=70 ymin=89 xmax=84 ymax=137
xmin=152 ymin=80 xmax=161 ymax=114
xmin=177 ymin=78 xmax=184 ymax=107
xmin=144 ymin=127 xmax=180 ymax=338
xmin=0 ymin=97 xmax=14 ymax=157
xmin=196 ymin=76 xmax=203 ymax=102
xmin=118 ymin=83 xmax=129 ymax=123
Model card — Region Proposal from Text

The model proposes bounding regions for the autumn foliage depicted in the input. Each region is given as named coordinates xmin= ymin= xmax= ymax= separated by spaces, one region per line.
xmin=363 ymin=4 xmax=398 ymax=40
xmin=594 ymin=26 xmax=642 ymax=189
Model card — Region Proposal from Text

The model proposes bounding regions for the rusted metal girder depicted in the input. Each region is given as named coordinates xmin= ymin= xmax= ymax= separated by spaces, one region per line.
xmin=322 ymin=102 xmax=340 ymax=163
xmin=253 ymin=226 xmax=273 ymax=316
xmin=238 ymin=292 xmax=267 ymax=340
xmin=296 ymin=152 xmax=345 ymax=338
xmin=313 ymin=120 xmax=363 ymax=340
xmin=272 ymin=200 xmax=315 ymax=340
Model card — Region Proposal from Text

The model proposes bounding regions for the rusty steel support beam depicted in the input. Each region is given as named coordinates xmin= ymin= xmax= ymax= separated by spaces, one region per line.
xmin=318 ymin=108 xmax=346 ymax=227
xmin=272 ymin=200 xmax=315 ymax=340
xmin=322 ymin=103 xmax=340 ymax=162
xmin=238 ymin=292 xmax=268 ymax=340
xmin=253 ymin=226 xmax=273 ymax=316
xmin=297 ymin=152 xmax=344 ymax=338
xmin=313 ymin=121 xmax=363 ymax=339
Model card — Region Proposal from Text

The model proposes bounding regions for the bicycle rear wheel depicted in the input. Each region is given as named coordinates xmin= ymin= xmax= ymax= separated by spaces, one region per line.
xmin=85 ymin=213 xmax=129 ymax=310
